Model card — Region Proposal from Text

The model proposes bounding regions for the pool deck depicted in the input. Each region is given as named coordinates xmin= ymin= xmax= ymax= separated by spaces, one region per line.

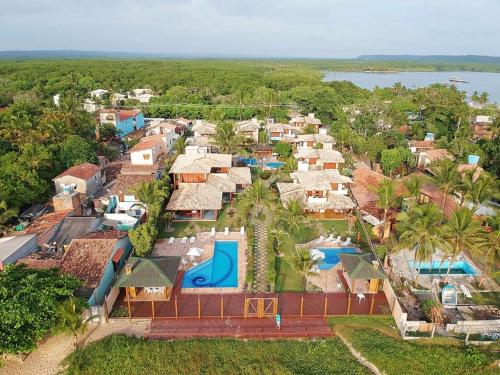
xmin=390 ymin=249 xmax=499 ymax=292
xmin=153 ymin=231 xmax=247 ymax=294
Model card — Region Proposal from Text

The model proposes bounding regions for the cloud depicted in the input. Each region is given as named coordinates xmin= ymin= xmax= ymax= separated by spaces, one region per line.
xmin=0 ymin=0 xmax=499 ymax=57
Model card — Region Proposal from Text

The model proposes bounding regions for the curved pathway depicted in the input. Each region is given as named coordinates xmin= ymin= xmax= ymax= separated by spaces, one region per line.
xmin=336 ymin=332 xmax=383 ymax=375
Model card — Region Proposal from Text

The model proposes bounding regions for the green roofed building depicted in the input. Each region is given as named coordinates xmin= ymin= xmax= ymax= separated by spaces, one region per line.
xmin=339 ymin=253 xmax=387 ymax=294
xmin=114 ymin=256 xmax=181 ymax=308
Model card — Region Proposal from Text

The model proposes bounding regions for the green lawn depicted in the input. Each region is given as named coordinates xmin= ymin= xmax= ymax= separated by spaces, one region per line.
xmin=465 ymin=292 xmax=500 ymax=307
xmin=65 ymin=335 xmax=371 ymax=375
xmin=275 ymin=220 xmax=349 ymax=292
xmin=158 ymin=205 xmax=233 ymax=238
xmin=330 ymin=316 xmax=499 ymax=375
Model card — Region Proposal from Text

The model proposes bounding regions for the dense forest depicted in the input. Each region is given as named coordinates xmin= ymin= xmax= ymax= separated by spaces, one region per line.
xmin=0 ymin=59 xmax=498 ymax=216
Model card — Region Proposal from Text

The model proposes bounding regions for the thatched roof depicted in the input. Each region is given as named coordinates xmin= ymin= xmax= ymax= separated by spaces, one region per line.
xmin=169 ymin=153 xmax=232 ymax=174
xmin=166 ymin=183 xmax=222 ymax=210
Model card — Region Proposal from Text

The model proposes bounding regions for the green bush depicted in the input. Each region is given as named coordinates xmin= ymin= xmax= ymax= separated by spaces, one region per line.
xmin=273 ymin=141 xmax=293 ymax=158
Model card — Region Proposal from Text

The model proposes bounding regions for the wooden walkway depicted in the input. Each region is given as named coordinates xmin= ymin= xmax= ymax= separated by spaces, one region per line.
xmin=145 ymin=317 xmax=332 ymax=339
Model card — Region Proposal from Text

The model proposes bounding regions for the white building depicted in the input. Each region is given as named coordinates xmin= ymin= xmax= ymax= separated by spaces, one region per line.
xmin=89 ymin=89 xmax=108 ymax=99
xmin=129 ymin=134 xmax=176 ymax=166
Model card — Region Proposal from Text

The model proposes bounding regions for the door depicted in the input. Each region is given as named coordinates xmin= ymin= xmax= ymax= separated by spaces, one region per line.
xmin=244 ymin=298 xmax=277 ymax=318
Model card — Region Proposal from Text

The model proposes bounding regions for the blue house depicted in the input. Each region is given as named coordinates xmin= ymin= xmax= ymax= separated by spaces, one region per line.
xmin=99 ymin=109 xmax=145 ymax=137
xmin=60 ymin=231 xmax=132 ymax=307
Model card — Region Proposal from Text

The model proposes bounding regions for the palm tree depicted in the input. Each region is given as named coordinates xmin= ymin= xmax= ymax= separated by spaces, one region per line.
xmin=479 ymin=91 xmax=489 ymax=105
xmin=212 ymin=121 xmax=244 ymax=154
xmin=403 ymin=174 xmax=424 ymax=202
xmin=163 ymin=211 xmax=175 ymax=232
xmin=282 ymin=199 xmax=307 ymax=234
xmin=477 ymin=215 xmax=500 ymax=287
xmin=246 ymin=179 xmax=269 ymax=206
xmin=54 ymin=297 xmax=89 ymax=347
xmin=428 ymin=159 xmax=460 ymax=213
xmin=396 ymin=204 xmax=449 ymax=284
xmin=464 ymin=173 xmax=497 ymax=211
xmin=442 ymin=208 xmax=487 ymax=282
xmin=0 ymin=200 xmax=18 ymax=233
xmin=132 ymin=181 xmax=166 ymax=207
xmin=271 ymin=228 xmax=288 ymax=255
xmin=373 ymin=178 xmax=401 ymax=239
xmin=174 ymin=137 xmax=187 ymax=155
xmin=288 ymin=247 xmax=321 ymax=291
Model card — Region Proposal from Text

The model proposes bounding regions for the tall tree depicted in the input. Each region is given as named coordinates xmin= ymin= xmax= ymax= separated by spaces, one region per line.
xmin=0 ymin=200 xmax=18 ymax=233
xmin=373 ymin=178 xmax=401 ymax=239
xmin=212 ymin=121 xmax=244 ymax=154
xmin=442 ymin=208 xmax=487 ymax=281
xmin=428 ymin=159 xmax=460 ymax=213
xmin=282 ymin=199 xmax=307 ymax=234
xmin=288 ymin=247 xmax=321 ymax=291
xmin=396 ymin=204 xmax=449 ymax=284
xmin=403 ymin=174 xmax=424 ymax=202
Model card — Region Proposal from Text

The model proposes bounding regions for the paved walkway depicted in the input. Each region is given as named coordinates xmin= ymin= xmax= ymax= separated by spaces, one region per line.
xmin=146 ymin=317 xmax=332 ymax=339
xmin=1 ymin=321 xmax=149 ymax=375
xmin=251 ymin=203 xmax=272 ymax=292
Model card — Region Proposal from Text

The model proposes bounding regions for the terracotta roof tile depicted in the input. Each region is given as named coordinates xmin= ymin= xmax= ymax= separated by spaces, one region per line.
xmin=111 ymin=174 xmax=156 ymax=195
xmin=53 ymin=163 xmax=101 ymax=181
xmin=61 ymin=231 xmax=125 ymax=287
xmin=118 ymin=110 xmax=141 ymax=121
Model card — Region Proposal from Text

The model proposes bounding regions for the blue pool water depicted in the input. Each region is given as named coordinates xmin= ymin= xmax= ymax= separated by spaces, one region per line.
xmin=409 ymin=260 xmax=477 ymax=275
xmin=266 ymin=161 xmax=285 ymax=169
xmin=182 ymin=241 xmax=238 ymax=288
xmin=318 ymin=247 xmax=358 ymax=270
xmin=240 ymin=157 xmax=257 ymax=166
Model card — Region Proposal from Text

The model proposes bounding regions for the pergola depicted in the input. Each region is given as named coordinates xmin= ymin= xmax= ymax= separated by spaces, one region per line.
xmin=339 ymin=253 xmax=387 ymax=294
xmin=114 ymin=256 xmax=181 ymax=319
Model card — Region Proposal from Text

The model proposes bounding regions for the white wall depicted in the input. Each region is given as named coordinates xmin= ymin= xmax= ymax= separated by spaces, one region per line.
xmin=131 ymin=149 xmax=155 ymax=165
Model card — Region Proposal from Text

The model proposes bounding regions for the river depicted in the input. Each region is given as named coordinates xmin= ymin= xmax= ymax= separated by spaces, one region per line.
xmin=323 ymin=71 xmax=500 ymax=104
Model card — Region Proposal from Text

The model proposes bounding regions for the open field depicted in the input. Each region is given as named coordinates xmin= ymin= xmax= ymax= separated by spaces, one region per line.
xmin=330 ymin=316 xmax=500 ymax=375
xmin=64 ymin=334 xmax=371 ymax=375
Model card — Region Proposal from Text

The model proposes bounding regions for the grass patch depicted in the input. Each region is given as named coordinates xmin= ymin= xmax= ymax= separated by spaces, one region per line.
xmin=319 ymin=220 xmax=348 ymax=237
xmin=465 ymin=292 xmax=500 ymax=307
xmin=275 ymin=256 xmax=304 ymax=292
xmin=330 ymin=316 xmax=500 ymax=375
xmin=65 ymin=335 xmax=371 ymax=375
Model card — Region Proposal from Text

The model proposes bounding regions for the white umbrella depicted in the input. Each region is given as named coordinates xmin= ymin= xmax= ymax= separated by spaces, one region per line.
xmin=186 ymin=247 xmax=203 ymax=257
xmin=310 ymin=249 xmax=325 ymax=260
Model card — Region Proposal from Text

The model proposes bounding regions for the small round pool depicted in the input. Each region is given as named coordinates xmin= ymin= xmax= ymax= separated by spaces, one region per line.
xmin=265 ymin=161 xmax=285 ymax=169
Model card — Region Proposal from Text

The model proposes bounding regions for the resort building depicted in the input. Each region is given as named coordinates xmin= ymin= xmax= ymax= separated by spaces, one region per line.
xmin=167 ymin=153 xmax=251 ymax=220
xmin=130 ymin=88 xmax=155 ymax=103
xmin=53 ymin=163 xmax=104 ymax=198
xmin=294 ymin=149 xmax=345 ymax=171
xmin=60 ymin=231 xmax=132 ymax=307
xmin=89 ymin=89 xmax=108 ymax=99
xmin=408 ymin=140 xmax=434 ymax=154
xmin=265 ymin=122 xmax=296 ymax=142
xmin=147 ymin=121 xmax=181 ymax=137
xmin=235 ymin=118 xmax=260 ymax=142
xmin=471 ymin=115 xmax=495 ymax=140
xmin=83 ymin=99 xmax=100 ymax=113
xmin=289 ymin=112 xmax=322 ymax=132
xmin=99 ymin=109 xmax=145 ymax=137
xmin=192 ymin=120 xmax=217 ymax=138
xmin=416 ymin=148 xmax=454 ymax=170
xmin=340 ymin=253 xmax=387 ymax=294
xmin=277 ymin=170 xmax=355 ymax=218
xmin=286 ymin=132 xmax=336 ymax=150
xmin=129 ymin=134 xmax=176 ymax=166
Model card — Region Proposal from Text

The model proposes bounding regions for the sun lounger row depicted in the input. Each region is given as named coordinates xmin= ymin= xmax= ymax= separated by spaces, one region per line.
xmin=315 ymin=235 xmax=351 ymax=246
xmin=168 ymin=236 xmax=196 ymax=244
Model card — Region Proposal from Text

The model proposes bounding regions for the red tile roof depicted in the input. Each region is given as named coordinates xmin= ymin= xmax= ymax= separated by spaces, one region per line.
xmin=130 ymin=135 xmax=164 ymax=152
xmin=78 ymin=230 xmax=127 ymax=240
xmin=54 ymin=163 xmax=101 ymax=181
xmin=61 ymin=232 xmax=125 ymax=288
xmin=409 ymin=140 xmax=434 ymax=149
xmin=118 ymin=110 xmax=141 ymax=121
xmin=351 ymin=168 xmax=388 ymax=209
xmin=22 ymin=210 xmax=73 ymax=238
xmin=425 ymin=149 xmax=454 ymax=163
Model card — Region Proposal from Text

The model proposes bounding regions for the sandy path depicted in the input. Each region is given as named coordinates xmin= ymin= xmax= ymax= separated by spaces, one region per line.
xmin=1 ymin=320 xmax=149 ymax=375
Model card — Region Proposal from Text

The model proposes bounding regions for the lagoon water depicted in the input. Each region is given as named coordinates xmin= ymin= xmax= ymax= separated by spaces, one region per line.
xmin=323 ymin=71 xmax=500 ymax=104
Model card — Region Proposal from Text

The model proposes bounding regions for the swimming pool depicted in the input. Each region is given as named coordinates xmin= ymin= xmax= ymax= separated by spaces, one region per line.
xmin=240 ymin=157 xmax=257 ymax=166
xmin=409 ymin=260 xmax=477 ymax=275
xmin=265 ymin=161 xmax=285 ymax=169
xmin=182 ymin=241 xmax=238 ymax=288
xmin=318 ymin=247 xmax=358 ymax=270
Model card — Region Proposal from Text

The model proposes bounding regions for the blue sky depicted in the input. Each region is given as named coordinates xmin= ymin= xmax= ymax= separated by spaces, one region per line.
xmin=0 ymin=0 xmax=499 ymax=57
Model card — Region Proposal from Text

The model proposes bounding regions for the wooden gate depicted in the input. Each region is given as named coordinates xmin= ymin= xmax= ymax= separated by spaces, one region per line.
xmin=244 ymin=298 xmax=278 ymax=318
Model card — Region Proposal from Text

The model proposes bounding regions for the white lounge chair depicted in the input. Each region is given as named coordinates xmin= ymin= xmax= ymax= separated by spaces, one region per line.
xmin=311 ymin=265 xmax=321 ymax=274
xmin=224 ymin=227 xmax=229 ymax=236
xmin=333 ymin=235 xmax=341 ymax=244
xmin=325 ymin=234 xmax=334 ymax=242
xmin=168 ymin=237 xmax=174 ymax=244
xmin=192 ymin=262 xmax=199 ymax=266
xmin=315 ymin=236 xmax=324 ymax=244
xmin=181 ymin=237 xmax=187 ymax=244
xmin=181 ymin=258 xmax=187 ymax=265
xmin=356 ymin=293 xmax=366 ymax=303
xmin=210 ymin=227 xmax=216 ymax=236
xmin=341 ymin=237 xmax=351 ymax=246
xmin=189 ymin=236 xmax=195 ymax=244
xmin=240 ymin=226 xmax=245 ymax=236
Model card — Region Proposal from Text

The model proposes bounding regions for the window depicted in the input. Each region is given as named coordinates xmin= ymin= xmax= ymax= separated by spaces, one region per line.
xmin=143 ymin=153 xmax=150 ymax=161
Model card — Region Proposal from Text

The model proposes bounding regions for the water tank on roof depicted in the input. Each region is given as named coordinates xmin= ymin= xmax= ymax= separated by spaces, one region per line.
xmin=468 ymin=155 xmax=480 ymax=165
xmin=424 ymin=132 xmax=435 ymax=141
